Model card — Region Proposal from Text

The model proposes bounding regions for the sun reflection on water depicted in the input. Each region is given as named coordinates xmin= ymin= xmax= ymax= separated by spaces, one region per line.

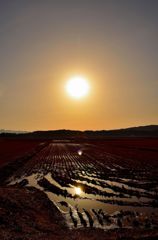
xmin=74 ymin=186 xmax=82 ymax=195
xmin=78 ymin=150 xmax=83 ymax=156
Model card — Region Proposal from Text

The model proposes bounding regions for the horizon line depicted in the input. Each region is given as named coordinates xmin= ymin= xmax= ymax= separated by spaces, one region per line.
xmin=0 ymin=124 xmax=158 ymax=133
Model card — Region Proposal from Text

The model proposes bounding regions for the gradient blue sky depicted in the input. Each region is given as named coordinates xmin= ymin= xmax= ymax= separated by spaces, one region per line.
xmin=0 ymin=0 xmax=158 ymax=130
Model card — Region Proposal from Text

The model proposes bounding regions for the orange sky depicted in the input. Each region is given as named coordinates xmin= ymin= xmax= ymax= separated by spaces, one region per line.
xmin=0 ymin=1 xmax=158 ymax=131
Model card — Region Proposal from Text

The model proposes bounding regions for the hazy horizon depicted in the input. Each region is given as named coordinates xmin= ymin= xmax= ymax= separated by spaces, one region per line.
xmin=1 ymin=124 xmax=158 ymax=133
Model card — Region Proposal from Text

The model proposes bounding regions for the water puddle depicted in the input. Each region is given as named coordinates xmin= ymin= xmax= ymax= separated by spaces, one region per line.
xmin=7 ymin=142 xmax=158 ymax=230
xmin=8 ymin=171 xmax=158 ymax=230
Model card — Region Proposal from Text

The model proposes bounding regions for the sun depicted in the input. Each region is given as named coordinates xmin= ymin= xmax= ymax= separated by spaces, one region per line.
xmin=66 ymin=76 xmax=90 ymax=99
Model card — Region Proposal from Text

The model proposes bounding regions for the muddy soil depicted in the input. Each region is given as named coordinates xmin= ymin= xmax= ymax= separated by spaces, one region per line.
xmin=0 ymin=139 xmax=158 ymax=239
xmin=0 ymin=186 xmax=158 ymax=240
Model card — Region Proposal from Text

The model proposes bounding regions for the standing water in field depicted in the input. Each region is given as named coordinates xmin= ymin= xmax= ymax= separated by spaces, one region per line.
xmin=8 ymin=142 xmax=158 ymax=229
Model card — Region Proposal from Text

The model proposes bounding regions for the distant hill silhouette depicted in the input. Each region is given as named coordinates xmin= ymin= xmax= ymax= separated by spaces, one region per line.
xmin=0 ymin=125 xmax=158 ymax=139
xmin=0 ymin=129 xmax=28 ymax=134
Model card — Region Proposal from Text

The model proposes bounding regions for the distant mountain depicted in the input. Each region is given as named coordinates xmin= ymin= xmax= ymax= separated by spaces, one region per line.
xmin=84 ymin=125 xmax=158 ymax=138
xmin=0 ymin=129 xmax=28 ymax=134
xmin=0 ymin=125 xmax=158 ymax=139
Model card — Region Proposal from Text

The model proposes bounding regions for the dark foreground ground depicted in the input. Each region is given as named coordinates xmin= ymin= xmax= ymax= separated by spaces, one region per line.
xmin=0 ymin=138 xmax=158 ymax=239
xmin=0 ymin=186 xmax=158 ymax=240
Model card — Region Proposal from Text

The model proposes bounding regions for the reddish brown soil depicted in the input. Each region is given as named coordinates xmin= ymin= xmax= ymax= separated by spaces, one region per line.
xmin=0 ymin=186 xmax=67 ymax=240
xmin=1 ymin=138 xmax=158 ymax=167
xmin=0 ymin=139 xmax=42 ymax=167
xmin=88 ymin=138 xmax=158 ymax=166
xmin=0 ymin=186 xmax=158 ymax=240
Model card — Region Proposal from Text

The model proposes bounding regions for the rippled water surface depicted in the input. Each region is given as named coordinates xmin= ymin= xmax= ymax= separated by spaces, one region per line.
xmin=8 ymin=142 xmax=158 ymax=229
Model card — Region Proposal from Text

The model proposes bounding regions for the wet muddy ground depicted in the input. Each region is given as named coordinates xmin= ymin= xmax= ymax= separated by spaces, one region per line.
xmin=2 ymin=140 xmax=157 ymax=231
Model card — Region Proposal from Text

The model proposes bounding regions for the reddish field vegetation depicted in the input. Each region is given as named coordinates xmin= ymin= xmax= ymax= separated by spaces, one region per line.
xmin=91 ymin=138 xmax=158 ymax=166
xmin=0 ymin=139 xmax=42 ymax=167
xmin=1 ymin=138 xmax=158 ymax=167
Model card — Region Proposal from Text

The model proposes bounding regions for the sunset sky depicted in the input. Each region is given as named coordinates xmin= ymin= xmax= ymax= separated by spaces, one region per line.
xmin=0 ymin=0 xmax=158 ymax=131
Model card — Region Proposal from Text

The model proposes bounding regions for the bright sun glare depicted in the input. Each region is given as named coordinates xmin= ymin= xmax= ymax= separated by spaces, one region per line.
xmin=66 ymin=76 xmax=90 ymax=99
xmin=75 ymin=187 xmax=82 ymax=195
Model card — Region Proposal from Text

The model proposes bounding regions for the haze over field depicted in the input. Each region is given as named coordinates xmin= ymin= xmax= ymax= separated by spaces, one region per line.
xmin=0 ymin=0 xmax=158 ymax=131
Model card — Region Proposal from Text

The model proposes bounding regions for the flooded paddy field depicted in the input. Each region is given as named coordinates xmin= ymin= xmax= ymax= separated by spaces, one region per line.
xmin=2 ymin=138 xmax=158 ymax=231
